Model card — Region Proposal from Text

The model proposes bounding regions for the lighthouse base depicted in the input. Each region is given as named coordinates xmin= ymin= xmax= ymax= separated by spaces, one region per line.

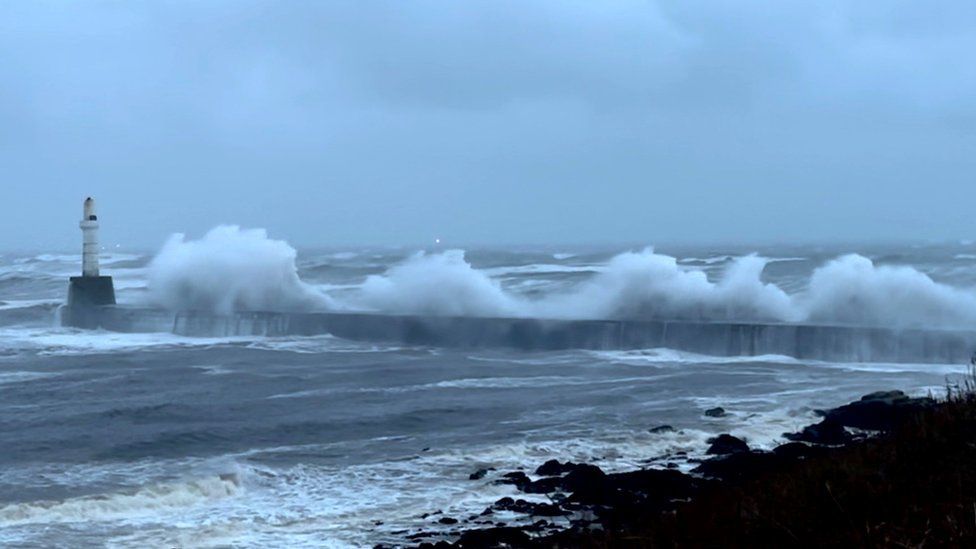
xmin=68 ymin=276 xmax=116 ymax=308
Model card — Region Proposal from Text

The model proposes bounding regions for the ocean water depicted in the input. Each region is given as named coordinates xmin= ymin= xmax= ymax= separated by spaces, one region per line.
xmin=2 ymin=241 xmax=975 ymax=547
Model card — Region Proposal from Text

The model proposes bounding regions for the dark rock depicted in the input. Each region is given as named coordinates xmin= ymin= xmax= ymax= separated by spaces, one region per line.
xmin=821 ymin=391 xmax=935 ymax=431
xmin=531 ymin=503 xmax=568 ymax=517
xmin=695 ymin=451 xmax=778 ymax=481
xmin=523 ymin=463 xmax=606 ymax=494
xmin=862 ymin=390 xmax=910 ymax=402
xmin=418 ymin=543 xmax=453 ymax=549
xmin=438 ymin=517 xmax=458 ymax=525
xmin=468 ymin=468 xmax=492 ymax=480
xmin=535 ymin=459 xmax=572 ymax=476
xmin=649 ymin=424 xmax=675 ymax=434
xmin=696 ymin=440 xmax=832 ymax=482
xmin=558 ymin=467 xmax=704 ymax=513
xmin=495 ymin=471 xmax=530 ymax=489
xmin=772 ymin=441 xmax=826 ymax=460
xmin=705 ymin=407 xmax=726 ymax=418
xmin=706 ymin=434 xmax=749 ymax=455
xmin=454 ymin=527 xmax=532 ymax=548
xmin=785 ymin=419 xmax=852 ymax=445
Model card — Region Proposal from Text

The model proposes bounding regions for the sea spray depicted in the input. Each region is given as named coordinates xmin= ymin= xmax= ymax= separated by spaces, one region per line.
xmin=145 ymin=226 xmax=976 ymax=329
xmin=532 ymin=250 xmax=797 ymax=322
xmin=802 ymin=254 xmax=976 ymax=328
xmin=147 ymin=226 xmax=333 ymax=313
xmin=357 ymin=250 xmax=519 ymax=316
xmin=351 ymin=248 xmax=976 ymax=328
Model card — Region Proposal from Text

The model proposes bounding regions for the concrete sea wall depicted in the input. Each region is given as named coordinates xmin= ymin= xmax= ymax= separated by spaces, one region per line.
xmin=61 ymin=306 xmax=976 ymax=364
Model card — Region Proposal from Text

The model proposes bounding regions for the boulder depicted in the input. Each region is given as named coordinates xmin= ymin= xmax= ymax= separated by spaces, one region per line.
xmin=820 ymin=391 xmax=935 ymax=431
xmin=706 ymin=434 xmax=749 ymax=455
xmin=454 ymin=527 xmax=533 ymax=548
xmin=468 ymin=468 xmax=492 ymax=480
xmin=784 ymin=419 xmax=852 ymax=445
xmin=494 ymin=471 xmax=530 ymax=489
xmin=534 ymin=459 xmax=573 ymax=476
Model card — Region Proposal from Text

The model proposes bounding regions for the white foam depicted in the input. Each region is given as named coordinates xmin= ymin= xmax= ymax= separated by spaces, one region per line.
xmin=0 ymin=475 xmax=240 ymax=526
xmin=355 ymin=250 xmax=520 ymax=316
xmin=678 ymin=255 xmax=733 ymax=265
xmin=588 ymin=348 xmax=799 ymax=366
xmin=533 ymin=250 xmax=797 ymax=321
xmin=58 ymin=229 xmax=976 ymax=330
xmin=802 ymin=254 xmax=976 ymax=328
xmin=244 ymin=336 xmax=406 ymax=354
xmin=0 ymin=371 xmax=58 ymax=385
xmin=147 ymin=226 xmax=334 ymax=314
xmin=483 ymin=263 xmax=602 ymax=277
xmin=0 ymin=328 xmax=257 ymax=356
xmin=0 ymin=299 xmax=60 ymax=311
xmin=343 ymin=247 xmax=976 ymax=329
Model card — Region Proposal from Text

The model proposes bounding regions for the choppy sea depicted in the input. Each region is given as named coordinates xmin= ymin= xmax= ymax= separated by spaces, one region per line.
xmin=2 ymin=240 xmax=975 ymax=547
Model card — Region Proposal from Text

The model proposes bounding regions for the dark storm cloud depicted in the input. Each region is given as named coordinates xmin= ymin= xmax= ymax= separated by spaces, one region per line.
xmin=1 ymin=1 xmax=974 ymax=250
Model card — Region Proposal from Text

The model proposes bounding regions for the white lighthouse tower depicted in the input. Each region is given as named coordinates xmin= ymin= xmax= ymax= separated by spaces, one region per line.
xmin=81 ymin=197 xmax=100 ymax=277
xmin=67 ymin=197 xmax=116 ymax=308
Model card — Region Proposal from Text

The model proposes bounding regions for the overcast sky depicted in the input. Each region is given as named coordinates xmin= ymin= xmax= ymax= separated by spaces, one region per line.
xmin=2 ymin=1 xmax=974 ymax=251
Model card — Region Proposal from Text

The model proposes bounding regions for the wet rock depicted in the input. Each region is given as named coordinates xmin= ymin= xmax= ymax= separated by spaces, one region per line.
xmin=820 ymin=391 xmax=935 ymax=431
xmin=417 ymin=543 xmax=452 ymax=549
xmin=772 ymin=441 xmax=827 ymax=460
xmin=696 ymin=440 xmax=832 ymax=482
xmin=535 ymin=459 xmax=572 ymax=476
xmin=438 ymin=517 xmax=458 ymax=525
xmin=454 ymin=526 xmax=533 ymax=548
xmin=695 ymin=451 xmax=778 ymax=481
xmin=495 ymin=471 xmax=530 ymax=489
xmin=706 ymin=434 xmax=749 ymax=455
xmin=468 ymin=468 xmax=493 ymax=480
xmin=705 ymin=407 xmax=727 ymax=418
xmin=649 ymin=424 xmax=675 ymax=434
xmin=785 ymin=419 xmax=852 ymax=445
xmin=531 ymin=503 xmax=568 ymax=517
xmin=534 ymin=463 xmax=606 ymax=494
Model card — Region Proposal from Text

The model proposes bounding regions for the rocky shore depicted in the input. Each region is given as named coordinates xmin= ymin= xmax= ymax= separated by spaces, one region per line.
xmin=381 ymin=386 xmax=976 ymax=548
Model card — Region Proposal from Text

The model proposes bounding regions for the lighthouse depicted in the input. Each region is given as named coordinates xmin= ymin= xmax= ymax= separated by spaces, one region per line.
xmin=67 ymin=197 xmax=116 ymax=307
xmin=80 ymin=197 xmax=100 ymax=276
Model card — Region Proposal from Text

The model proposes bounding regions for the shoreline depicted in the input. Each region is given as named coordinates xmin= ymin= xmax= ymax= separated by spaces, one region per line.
xmin=385 ymin=385 xmax=975 ymax=547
